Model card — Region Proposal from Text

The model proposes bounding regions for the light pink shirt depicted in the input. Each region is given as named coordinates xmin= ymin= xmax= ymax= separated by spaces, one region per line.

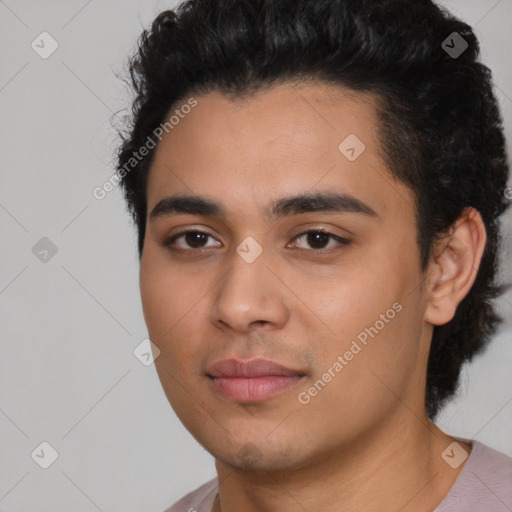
xmin=163 ymin=441 xmax=512 ymax=512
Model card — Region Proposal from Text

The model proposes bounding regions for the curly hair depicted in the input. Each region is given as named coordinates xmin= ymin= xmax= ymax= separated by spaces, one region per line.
xmin=114 ymin=0 xmax=511 ymax=419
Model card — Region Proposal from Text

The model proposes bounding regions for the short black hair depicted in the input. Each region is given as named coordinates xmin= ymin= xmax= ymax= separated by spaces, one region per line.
xmin=115 ymin=0 xmax=511 ymax=419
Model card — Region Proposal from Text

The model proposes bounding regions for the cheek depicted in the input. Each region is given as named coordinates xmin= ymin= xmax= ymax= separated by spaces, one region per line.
xmin=139 ymin=252 xmax=198 ymax=339
xmin=139 ymin=265 xmax=170 ymax=339
xmin=294 ymin=311 xmax=420 ymax=441
xmin=307 ymin=261 xmax=396 ymax=336
xmin=139 ymin=256 xmax=211 ymax=378
xmin=300 ymin=257 xmax=422 ymax=404
xmin=140 ymin=261 xmax=205 ymax=412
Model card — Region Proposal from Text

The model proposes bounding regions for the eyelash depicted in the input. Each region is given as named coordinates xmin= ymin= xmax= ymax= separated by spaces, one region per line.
xmin=162 ymin=229 xmax=351 ymax=254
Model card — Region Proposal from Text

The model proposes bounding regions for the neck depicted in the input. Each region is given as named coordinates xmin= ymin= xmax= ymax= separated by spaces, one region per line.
xmin=212 ymin=418 xmax=470 ymax=512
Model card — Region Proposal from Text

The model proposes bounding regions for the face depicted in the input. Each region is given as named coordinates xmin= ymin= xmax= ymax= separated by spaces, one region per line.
xmin=139 ymin=82 xmax=433 ymax=472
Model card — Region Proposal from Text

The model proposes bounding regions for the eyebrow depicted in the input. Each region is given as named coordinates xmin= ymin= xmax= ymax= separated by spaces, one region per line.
xmin=149 ymin=191 xmax=379 ymax=223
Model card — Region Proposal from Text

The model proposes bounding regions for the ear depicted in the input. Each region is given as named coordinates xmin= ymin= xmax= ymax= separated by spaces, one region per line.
xmin=423 ymin=207 xmax=487 ymax=326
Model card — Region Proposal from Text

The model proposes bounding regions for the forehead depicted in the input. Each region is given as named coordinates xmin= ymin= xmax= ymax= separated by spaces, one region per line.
xmin=146 ymin=82 xmax=410 ymax=222
xmin=151 ymin=82 xmax=379 ymax=163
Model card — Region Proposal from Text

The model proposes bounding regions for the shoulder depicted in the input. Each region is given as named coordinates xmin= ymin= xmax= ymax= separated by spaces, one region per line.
xmin=436 ymin=440 xmax=512 ymax=511
xmin=463 ymin=441 xmax=512 ymax=487
xmin=161 ymin=477 xmax=218 ymax=512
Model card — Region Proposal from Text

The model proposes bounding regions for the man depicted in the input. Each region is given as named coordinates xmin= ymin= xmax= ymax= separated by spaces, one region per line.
xmin=115 ymin=0 xmax=512 ymax=510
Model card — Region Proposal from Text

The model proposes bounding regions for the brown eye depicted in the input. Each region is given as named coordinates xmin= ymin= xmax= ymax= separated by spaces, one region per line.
xmin=291 ymin=230 xmax=351 ymax=251
xmin=162 ymin=229 xmax=350 ymax=254
xmin=163 ymin=230 xmax=220 ymax=250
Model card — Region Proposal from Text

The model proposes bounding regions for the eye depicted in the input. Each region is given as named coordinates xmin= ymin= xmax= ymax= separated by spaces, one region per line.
xmin=289 ymin=230 xmax=351 ymax=252
xmin=162 ymin=229 xmax=350 ymax=253
xmin=163 ymin=230 xmax=220 ymax=250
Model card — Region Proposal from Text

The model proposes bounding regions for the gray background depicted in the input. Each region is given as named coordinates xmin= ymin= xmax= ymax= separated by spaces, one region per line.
xmin=0 ymin=0 xmax=511 ymax=510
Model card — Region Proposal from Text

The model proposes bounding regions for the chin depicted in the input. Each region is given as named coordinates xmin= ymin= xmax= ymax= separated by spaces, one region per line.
xmin=211 ymin=436 xmax=310 ymax=472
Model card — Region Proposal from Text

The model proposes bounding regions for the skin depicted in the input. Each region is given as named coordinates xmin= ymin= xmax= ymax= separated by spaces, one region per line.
xmin=139 ymin=82 xmax=487 ymax=512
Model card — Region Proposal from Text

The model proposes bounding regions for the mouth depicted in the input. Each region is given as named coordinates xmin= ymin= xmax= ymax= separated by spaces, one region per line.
xmin=207 ymin=358 xmax=307 ymax=402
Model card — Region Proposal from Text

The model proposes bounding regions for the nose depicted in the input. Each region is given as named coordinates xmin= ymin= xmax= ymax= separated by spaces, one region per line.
xmin=209 ymin=247 xmax=290 ymax=334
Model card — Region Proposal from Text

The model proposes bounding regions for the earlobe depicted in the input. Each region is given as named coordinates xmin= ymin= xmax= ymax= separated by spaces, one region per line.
xmin=423 ymin=208 xmax=487 ymax=326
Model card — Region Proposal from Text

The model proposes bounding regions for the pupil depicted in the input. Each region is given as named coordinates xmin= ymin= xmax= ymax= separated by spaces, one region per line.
xmin=186 ymin=232 xmax=207 ymax=248
xmin=309 ymin=232 xmax=329 ymax=249
xmin=183 ymin=232 xmax=331 ymax=249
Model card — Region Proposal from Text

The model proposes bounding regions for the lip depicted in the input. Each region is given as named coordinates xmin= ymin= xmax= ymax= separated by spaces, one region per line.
xmin=207 ymin=358 xmax=306 ymax=402
xmin=207 ymin=358 xmax=305 ymax=378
